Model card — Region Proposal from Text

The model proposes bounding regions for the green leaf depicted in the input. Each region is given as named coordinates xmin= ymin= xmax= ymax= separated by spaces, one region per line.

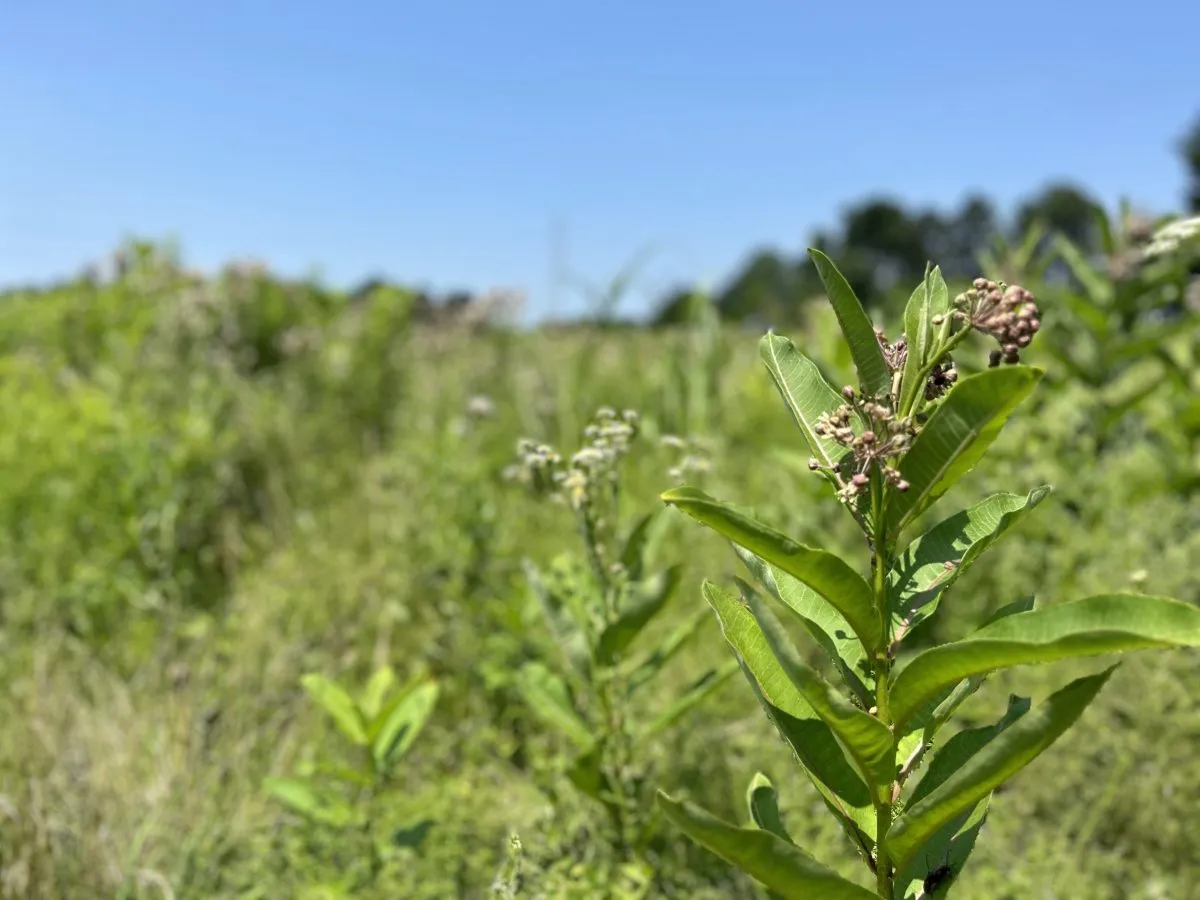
xmin=735 ymin=545 xmax=872 ymax=705
xmin=657 ymin=792 xmax=879 ymax=900
xmin=565 ymin=745 xmax=611 ymax=804
xmin=300 ymin=674 xmax=368 ymax=746
xmin=885 ymin=667 xmax=1117 ymax=870
xmin=808 ymin=249 xmax=893 ymax=397
xmin=263 ymin=777 xmax=355 ymax=828
xmin=663 ymin=487 xmax=882 ymax=652
xmin=523 ymin=559 xmax=589 ymax=673
xmin=1051 ymin=233 xmax=1112 ymax=304
xmin=514 ymin=662 xmax=595 ymax=750
xmin=899 ymin=266 xmax=950 ymax=414
xmin=746 ymin=773 xmax=793 ymax=843
xmin=759 ymin=332 xmax=852 ymax=470
xmin=703 ymin=581 xmax=876 ymax=845
xmin=889 ymin=594 xmax=1200 ymax=730
xmin=372 ymin=680 xmax=440 ymax=772
xmin=392 ymin=818 xmax=435 ymax=850
xmin=359 ymin=666 xmax=398 ymax=722
xmin=596 ymin=565 xmax=681 ymax=666
xmin=887 ymin=367 xmax=1043 ymax=534
xmin=623 ymin=605 xmax=709 ymax=694
xmin=740 ymin=589 xmax=895 ymax=799
xmin=638 ymin=659 xmax=738 ymax=741
xmin=892 ymin=796 xmax=989 ymax=900
xmin=888 ymin=487 xmax=1051 ymax=636
xmin=621 ymin=510 xmax=666 ymax=581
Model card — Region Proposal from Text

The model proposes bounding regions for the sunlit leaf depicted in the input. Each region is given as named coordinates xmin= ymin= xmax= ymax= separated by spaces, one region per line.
xmin=658 ymin=792 xmax=879 ymax=899
xmin=263 ymin=777 xmax=355 ymax=828
xmin=373 ymin=680 xmax=440 ymax=772
xmin=359 ymin=666 xmax=398 ymax=722
xmin=885 ymin=667 xmax=1116 ymax=870
xmin=759 ymin=332 xmax=852 ymax=470
xmin=887 ymin=367 xmax=1043 ymax=534
xmin=663 ymin=487 xmax=882 ymax=653
xmin=809 ymin=249 xmax=893 ymax=397
xmin=300 ymin=674 xmax=368 ymax=746
xmin=888 ymin=594 xmax=1200 ymax=730
xmin=747 ymin=772 xmax=793 ymax=844
xmin=888 ymin=487 xmax=1050 ymax=635
xmin=899 ymin=266 xmax=950 ymax=415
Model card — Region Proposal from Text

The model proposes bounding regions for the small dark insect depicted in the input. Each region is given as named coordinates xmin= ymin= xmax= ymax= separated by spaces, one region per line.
xmin=923 ymin=863 xmax=954 ymax=894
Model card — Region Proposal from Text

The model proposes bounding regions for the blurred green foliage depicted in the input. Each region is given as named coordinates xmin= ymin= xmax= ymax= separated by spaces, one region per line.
xmin=0 ymin=212 xmax=1196 ymax=899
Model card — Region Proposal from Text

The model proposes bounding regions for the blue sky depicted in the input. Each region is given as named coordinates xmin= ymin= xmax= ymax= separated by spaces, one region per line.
xmin=3 ymin=1 xmax=1198 ymax=320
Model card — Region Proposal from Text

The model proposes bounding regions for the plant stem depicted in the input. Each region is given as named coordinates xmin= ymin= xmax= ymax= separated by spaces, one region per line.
xmin=870 ymin=476 xmax=894 ymax=899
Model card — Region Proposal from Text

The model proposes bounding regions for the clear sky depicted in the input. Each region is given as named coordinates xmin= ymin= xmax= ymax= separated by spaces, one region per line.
xmin=3 ymin=1 xmax=1198 ymax=320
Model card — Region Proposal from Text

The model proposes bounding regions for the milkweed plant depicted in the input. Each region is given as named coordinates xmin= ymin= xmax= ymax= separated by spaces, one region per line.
xmin=655 ymin=249 xmax=1200 ymax=898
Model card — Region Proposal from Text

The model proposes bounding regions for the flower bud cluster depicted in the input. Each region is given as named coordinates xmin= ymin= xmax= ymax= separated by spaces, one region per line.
xmin=812 ymin=388 xmax=914 ymax=502
xmin=507 ymin=407 xmax=641 ymax=511
xmin=953 ymin=278 xmax=1041 ymax=367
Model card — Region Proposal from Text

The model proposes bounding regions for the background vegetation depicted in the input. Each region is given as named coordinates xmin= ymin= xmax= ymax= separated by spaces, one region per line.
xmin=0 ymin=118 xmax=1197 ymax=899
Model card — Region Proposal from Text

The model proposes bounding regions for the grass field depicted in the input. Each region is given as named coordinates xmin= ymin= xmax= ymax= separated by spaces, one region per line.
xmin=0 ymin=241 xmax=1197 ymax=899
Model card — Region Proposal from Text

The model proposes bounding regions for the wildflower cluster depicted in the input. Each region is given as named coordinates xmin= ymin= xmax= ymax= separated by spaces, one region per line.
xmin=811 ymin=386 xmax=914 ymax=503
xmin=508 ymin=407 xmax=640 ymax=511
xmin=952 ymin=278 xmax=1042 ymax=367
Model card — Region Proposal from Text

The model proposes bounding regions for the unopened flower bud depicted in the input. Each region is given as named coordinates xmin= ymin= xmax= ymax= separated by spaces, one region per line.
xmin=896 ymin=479 xmax=910 ymax=492
xmin=851 ymin=473 xmax=870 ymax=488
xmin=808 ymin=457 xmax=820 ymax=471
xmin=842 ymin=385 xmax=856 ymax=400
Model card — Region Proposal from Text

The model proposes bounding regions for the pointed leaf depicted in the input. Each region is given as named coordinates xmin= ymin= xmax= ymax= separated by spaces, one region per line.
xmin=747 ymin=773 xmax=793 ymax=843
xmin=657 ymin=792 xmax=879 ymax=900
xmin=893 ymin=797 xmax=989 ymax=900
xmin=359 ymin=666 xmax=398 ymax=722
xmin=597 ymin=565 xmax=681 ymax=665
xmin=638 ymin=660 xmax=738 ymax=741
xmin=664 ymin=487 xmax=882 ymax=652
xmin=885 ymin=667 xmax=1117 ymax=870
xmin=373 ymin=681 xmax=440 ymax=772
xmin=703 ymin=581 xmax=877 ymax=844
xmin=742 ymin=590 xmax=895 ymax=799
xmin=621 ymin=509 xmax=666 ymax=581
xmin=809 ymin=248 xmax=893 ymax=396
xmin=300 ymin=674 xmax=368 ymax=746
xmin=263 ymin=777 xmax=355 ymax=828
xmin=759 ymin=332 xmax=851 ymax=469
xmin=888 ymin=487 xmax=1051 ymax=635
xmin=736 ymin=545 xmax=872 ymax=705
xmin=514 ymin=662 xmax=595 ymax=750
xmin=889 ymin=594 xmax=1200 ymax=730
xmin=899 ymin=266 xmax=950 ymax=414
xmin=623 ymin=605 xmax=709 ymax=694
xmin=887 ymin=367 xmax=1043 ymax=534
xmin=523 ymin=559 xmax=590 ymax=673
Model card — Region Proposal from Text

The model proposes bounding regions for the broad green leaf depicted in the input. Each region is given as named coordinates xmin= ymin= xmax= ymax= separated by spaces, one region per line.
xmin=514 ymin=662 xmax=595 ymax=750
xmin=888 ymin=593 xmax=1200 ymax=730
xmin=565 ymin=745 xmax=610 ymax=804
xmin=888 ymin=487 xmax=1051 ymax=635
xmin=887 ymin=367 xmax=1043 ymax=534
xmin=663 ymin=487 xmax=882 ymax=652
xmin=623 ymin=605 xmax=710 ymax=695
xmin=373 ymin=681 xmax=440 ymax=772
xmin=746 ymin=773 xmax=793 ymax=843
xmin=359 ymin=666 xmax=398 ymax=721
xmin=893 ymin=597 xmax=1039 ymax=767
xmin=892 ymin=796 xmax=988 ymax=900
xmin=735 ymin=545 xmax=872 ymax=705
xmin=885 ymin=667 xmax=1116 ymax=870
xmin=899 ymin=266 xmax=950 ymax=414
xmin=809 ymin=248 xmax=893 ymax=397
xmin=263 ymin=777 xmax=355 ymax=828
xmin=657 ymin=792 xmax=879 ymax=900
xmin=703 ymin=581 xmax=876 ymax=845
xmin=300 ymin=674 xmax=368 ymax=746
xmin=759 ymin=332 xmax=851 ymax=470
xmin=741 ymin=589 xmax=895 ymax=799
xmin=638 ymin=660 xmax=739 ymax=740
xmin=596 ymin=565 xmax=681 ymax=665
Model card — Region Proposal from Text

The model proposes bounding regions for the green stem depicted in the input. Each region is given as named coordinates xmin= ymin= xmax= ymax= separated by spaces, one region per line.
xmin=870 ymin=476 xmax=895 ymax=899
